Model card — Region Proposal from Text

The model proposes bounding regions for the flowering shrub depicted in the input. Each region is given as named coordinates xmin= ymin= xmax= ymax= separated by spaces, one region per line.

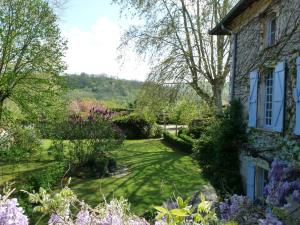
xmin=219 ymin=160 xmax=300 ymax=225
xmin=264 ymin=160 xmax=300 ymax=207
xmin=0 ymin=189 xmax=29 ymax=225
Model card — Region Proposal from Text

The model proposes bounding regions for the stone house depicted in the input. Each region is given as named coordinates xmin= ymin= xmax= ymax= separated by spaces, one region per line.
xmin=210 ymin=0 xmax=300 ymax=201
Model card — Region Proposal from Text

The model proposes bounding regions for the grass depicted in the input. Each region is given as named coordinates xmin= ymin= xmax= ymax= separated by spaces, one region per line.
xmin=0 ymin=139 xmax=208 ymax=215
xmin=70 ymin=139 xmax=207 ymax=215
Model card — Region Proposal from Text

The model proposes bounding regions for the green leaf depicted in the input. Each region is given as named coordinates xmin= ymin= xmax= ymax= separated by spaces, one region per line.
xmin=170 ymin=208 xmax=187 ymax=217
xmin=154 ymin=206 xmax=168 ymax=214
xmin=177 ymin=196 xmax=184 ymax=208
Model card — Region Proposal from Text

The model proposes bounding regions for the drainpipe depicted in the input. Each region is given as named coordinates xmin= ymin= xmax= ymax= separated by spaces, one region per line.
xmin=221 ymin=24 xmax=237 ymax=102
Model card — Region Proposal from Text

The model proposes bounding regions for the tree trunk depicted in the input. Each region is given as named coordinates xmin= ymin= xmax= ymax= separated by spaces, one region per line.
xmin=0 ymin=99 xmax=4 ymax=124
xmin=212 ymin=83 xmax=223 ymax=114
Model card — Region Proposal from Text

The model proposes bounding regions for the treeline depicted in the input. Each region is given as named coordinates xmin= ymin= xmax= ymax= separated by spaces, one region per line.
xmin=63 ymin=73 xmax=142 ymax=106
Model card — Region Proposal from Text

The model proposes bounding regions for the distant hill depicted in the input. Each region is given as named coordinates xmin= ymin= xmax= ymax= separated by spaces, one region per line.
xmin=63 ymin=73 xmax=143 ymax=107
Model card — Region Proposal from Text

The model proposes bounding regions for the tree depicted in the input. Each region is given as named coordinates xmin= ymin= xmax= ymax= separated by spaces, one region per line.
xmin=113 ymin=0 xmax=235 ymax=113
xmin=0 ymin=0 xmax=67 ymax=121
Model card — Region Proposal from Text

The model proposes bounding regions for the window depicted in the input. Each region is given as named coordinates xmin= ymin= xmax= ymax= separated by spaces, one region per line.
xmin=264 ymin=72 xmax=273 ymax=127
xmin=256 ymin=167 xmax=269 ymax=199
xmin=267 ymin=18 xmax=276 ymax=46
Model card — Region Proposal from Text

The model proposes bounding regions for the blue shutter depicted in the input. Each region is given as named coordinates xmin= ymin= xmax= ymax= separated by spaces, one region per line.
xmin=295 ymin=57 xmax=300 ymax=135
xmin=246 ymin=161 xmax=255 ymax=201
xmin=248 ymin=70 xmax=258 ymax=128
xmin=272 ymin=62 xmax=285 ymax=132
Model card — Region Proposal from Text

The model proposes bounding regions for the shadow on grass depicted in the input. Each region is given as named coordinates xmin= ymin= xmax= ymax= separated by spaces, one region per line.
xmin=71 ymin=139 xmax=208 ymax=215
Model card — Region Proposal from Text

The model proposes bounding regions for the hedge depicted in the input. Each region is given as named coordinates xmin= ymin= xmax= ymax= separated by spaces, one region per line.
xmin=163 ymin=132 xmax=193 ymax=153
xmin=113 ymin=113 xmax=153 ymax=139
xmin=178 ymin=133 xmax=195 ymax=145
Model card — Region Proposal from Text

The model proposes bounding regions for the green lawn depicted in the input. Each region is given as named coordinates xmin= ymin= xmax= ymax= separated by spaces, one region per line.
xmin=0 ymin=139 xmax=208 ymax=215
xmin=70 ymin=139 xmax=208 ymax=215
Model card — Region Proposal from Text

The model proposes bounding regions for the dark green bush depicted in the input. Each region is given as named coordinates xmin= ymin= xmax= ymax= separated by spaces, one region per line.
xmin=178 ymin=133 xmax=195 ymax=145
xmin=178 ymin=128 xmax=188 ymax=136
xmin=193 ymin=100 xmax=247 ymax=196
xmin=90 ymin=156 xmax=117 ymax=178
xmin=188 ymin=116 xmax=214 ymax=139
xmin=113 ymin=113 xmax=153 ymax=139
xmin=163 ymin=132 xmax=193 ymax=153
xmin=22 ymin=162 xmax=67 ymax=191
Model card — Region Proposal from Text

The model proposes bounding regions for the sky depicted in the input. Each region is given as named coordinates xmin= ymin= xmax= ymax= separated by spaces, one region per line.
xmin=59 ymin=0 xmax=149 ymax=81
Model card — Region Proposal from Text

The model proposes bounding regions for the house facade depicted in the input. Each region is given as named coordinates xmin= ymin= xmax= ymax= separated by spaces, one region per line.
xmin=210 ymin=0 xmax=300 ymax=201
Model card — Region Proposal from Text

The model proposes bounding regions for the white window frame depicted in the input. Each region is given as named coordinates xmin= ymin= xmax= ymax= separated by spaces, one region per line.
xmin=264 ymin=72 xmax=274 ymax=128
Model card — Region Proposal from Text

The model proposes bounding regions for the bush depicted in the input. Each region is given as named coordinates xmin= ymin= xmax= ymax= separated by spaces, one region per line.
xmin=188 ymin=116 xmax=215 ymax=139
xmin=47 ymin=140 xmax=65 ymax=161
xmin=150 ymin=123 xmax=163 ymax=138
xmin=0 ymin=124 xmax=41 ymax=162
xmin=178 ymin=133 xmax=195 ymax=145
xmin=193 ymin=100 xmax=247 ymax=196
xmin=163 ymin=132 xmax=193 ymax=153
xmin=178 ymin=128 xmax=188 ymax=136
xmin=113 ymin=113 xmax=153 ymax=139
xmin=23 ymin=162 xmax=67 ymax=191
xmin=89 ymin=155 xmax=117 ymax=178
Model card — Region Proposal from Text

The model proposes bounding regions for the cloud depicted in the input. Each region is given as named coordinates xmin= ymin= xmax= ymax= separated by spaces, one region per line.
xmin=63 ymin=17 xmax=149 ymax=81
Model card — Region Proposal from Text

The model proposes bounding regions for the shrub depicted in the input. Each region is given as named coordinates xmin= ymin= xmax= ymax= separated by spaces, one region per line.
xmin=0 ymin=124 xmax=41 ymax=162
xmin=150 ymin=123 xmax=163 ymax=138
xmin=163 ymin=132 xmax=193 ymax=153
xmin=177 ymin=128 xmax=188 ymax=136
xmin=188 ymin=116 xmax=215 ymax=139
xmin=193 ymin=100 xmax=247 ymax=196
xmin=90 ymin=156 xmax=117 ymax=178
xmin=178 ymin=133 xmax=195 ymax=145
xmin=23 ymin=162 xmax=67 ymax=191
xmin=113 ymin=113 xmax=153 ymax=139
xmin=47 ymin=140 xmax=65 ymax=161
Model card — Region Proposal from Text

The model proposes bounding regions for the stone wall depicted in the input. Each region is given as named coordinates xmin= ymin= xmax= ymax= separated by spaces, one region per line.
xmin=229 ymin=0 xmax=300 ymax=156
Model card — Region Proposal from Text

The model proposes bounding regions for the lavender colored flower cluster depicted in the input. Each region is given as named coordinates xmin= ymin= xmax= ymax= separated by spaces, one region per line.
xmin=219 ymin=194 xmax=250 ymax=221
xmin=258 ymin=213 xmax=283 ymax=225
xmin=48 ymin=199 xmax=149 ymax=225
xmin=0 ymin=195 xmax=28 ymax=225
xmin=264 ymin=160 xmax=300 ymax=206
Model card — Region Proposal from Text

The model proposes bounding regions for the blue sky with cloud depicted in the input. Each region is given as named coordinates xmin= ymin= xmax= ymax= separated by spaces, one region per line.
xmin=59 ymin=0 xmax=149 ymax=81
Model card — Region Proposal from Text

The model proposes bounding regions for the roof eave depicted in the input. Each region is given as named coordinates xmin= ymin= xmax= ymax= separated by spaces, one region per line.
xmin=209 ymin=0 xmax=258 ymax=35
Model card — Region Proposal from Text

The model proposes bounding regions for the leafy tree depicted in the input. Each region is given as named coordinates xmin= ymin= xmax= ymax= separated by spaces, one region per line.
xmin=0 ymin=0 xmax=67 ymax=121
xmin=113 ymin=0 xmax=236 ymax=113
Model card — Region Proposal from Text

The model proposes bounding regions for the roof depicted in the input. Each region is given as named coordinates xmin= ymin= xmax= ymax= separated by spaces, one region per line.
xmin=209 ymin=0 xmax=258 ymax=35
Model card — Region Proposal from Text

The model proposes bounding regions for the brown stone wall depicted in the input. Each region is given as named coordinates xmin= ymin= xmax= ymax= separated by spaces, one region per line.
xmin=230 ymin=0 xmax=300 ymax=146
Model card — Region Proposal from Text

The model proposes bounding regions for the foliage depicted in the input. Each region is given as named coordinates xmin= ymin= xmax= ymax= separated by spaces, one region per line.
xmin=163 ymin=132 xmax=193 ymax=154
xmin=178 ymin=134 xmax=195 ymax=146
xmin=113 ymin=0 xmax=235 ymax=113
xmin=169 ymin=99 xmax=200 ymax=125
xmin=154 ymin=195 xmax=219 ymax=225
xmin=22 ymin=162 xmax=67 ymax=192
xmin=25 ymin=185 xmax=149 ymax=225
xmin=64 ymin=73 xmax=142 ymax=106
xmin=0 ymin=123 xmax=41 ymax=162
xmin=89 ymin=156 xmax=117 ymax=178
xmin=188 ymin=116 xmax=215 ymax=139
xmin=219 ymin=160 xmax=300 ymax=225
xmin=193 ymin=100 xmax=247 ymax=196
xmin=150 ymin=123 xmax=163 ymax=138
xmin=113 ymin=113 xmax=153 ymax=139
xmin=0 ymin=0 xmax=66 ymax=121
xmin=219 ymin=195 xmax=265 ymax=225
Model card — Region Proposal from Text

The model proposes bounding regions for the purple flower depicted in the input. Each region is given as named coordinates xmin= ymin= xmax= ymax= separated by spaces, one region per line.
xmin=259 ymin=213 xmax=283 ymax=225
xmin=0 ymin=197 xmax=29 ymax=225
